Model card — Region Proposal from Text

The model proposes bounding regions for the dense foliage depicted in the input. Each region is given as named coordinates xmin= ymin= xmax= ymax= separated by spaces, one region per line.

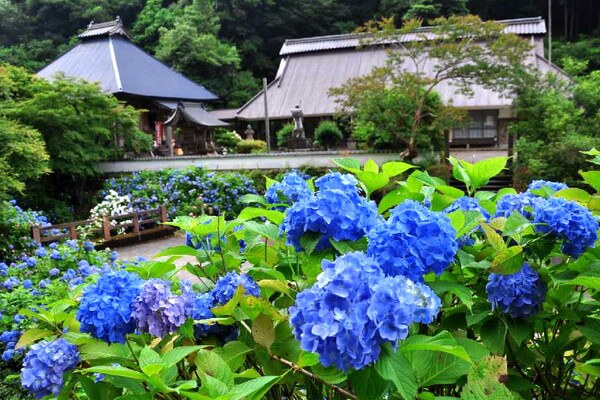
xmin=276 ymin=124 xmax=294 ymax=148
xmin=236 ymin=139 xmax=268 ymax=154
xmin=102 ymin=167 xmax=257 ymax=218
xmin=512 ymin=73 xmax=600 ymax=187
xmin=3 ymin=155 xmax=600 ymax=399
xmin=0 ymin=201 xmax=50 ymax=264
xmin=314 ymin=121 xmax=343 ymax=150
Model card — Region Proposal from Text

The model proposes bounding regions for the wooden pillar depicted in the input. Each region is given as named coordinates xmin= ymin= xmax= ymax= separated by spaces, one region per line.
xmin=165 ymin=126 xmax=174 ymax=157
xmin=102 ymin=216 xmax=111 ymax=241
xmin=133 ymin=214 xmax=140 ymax=234
xmin=159 ymin=205 xmax=168 ymax=223
xmin=32 ymin=226 xmax=41 ymax=244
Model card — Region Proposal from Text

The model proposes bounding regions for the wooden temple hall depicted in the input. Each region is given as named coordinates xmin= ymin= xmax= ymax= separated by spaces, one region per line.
xmin=38 ymin=18 xmax=228 ymax=157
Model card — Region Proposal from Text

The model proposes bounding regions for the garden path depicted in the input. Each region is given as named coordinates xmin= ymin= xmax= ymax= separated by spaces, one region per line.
xmin=112 ymin=233 xmax=202 ymax=283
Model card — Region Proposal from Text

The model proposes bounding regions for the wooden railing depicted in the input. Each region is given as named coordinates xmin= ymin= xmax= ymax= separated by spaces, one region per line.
xmin=32 ymin=206 xmax=168 ymax=245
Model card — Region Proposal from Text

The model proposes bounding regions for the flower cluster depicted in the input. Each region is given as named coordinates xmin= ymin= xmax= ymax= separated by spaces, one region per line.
xmin=289 ymin=252 xmax=440 ymax=371
xmin=77 ymin=270 xmax=143 ymax=343
xmin=494 ymin=193 xmax=542 ymax=219
xmin=367 ymin=200 xmax=458 ymax=282
xmin=0 ymin=330 xmax=22 ymax=361
xmin=533 ymin=197 xmax=599 ymax=258
xmin=281 ymin=172 xmax=379 ymax=251
xmin=192 ymin=271 xmax=259 ymax=340
xmin=486 ymin=263 xmax=547 ymax=318
xmin=21 ymin=338 xmax=80 ymax=398
xmin=527 ymin=180 xmax=568 ymax=193
xmin=102 ymin=167 xmax=256 ymax=218
xmin=132 ymin=279 xmax=195 ymax=337
xmin=265 ymin=172 xmax=312 ymax=205
xmin=444 ymin=196 xmax=490 ymax=246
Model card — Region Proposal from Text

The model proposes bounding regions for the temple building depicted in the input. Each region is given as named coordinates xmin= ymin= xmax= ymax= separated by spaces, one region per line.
xmin=236 ymin=17 xmax=567 ymax=155
xmin=38 ymin=18 xmax=227 ymax=156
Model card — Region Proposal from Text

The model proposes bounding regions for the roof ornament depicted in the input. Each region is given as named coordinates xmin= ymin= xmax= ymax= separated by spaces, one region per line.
xmin=88 ymin=20 xmax=94 ymax=29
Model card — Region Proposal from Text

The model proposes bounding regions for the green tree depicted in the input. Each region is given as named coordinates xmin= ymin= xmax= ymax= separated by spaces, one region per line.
xmin=0 ymin=117 xmax=49 ymax=198
xmin=332 ymin=15 xmax=532 ymax=159
xmin=314 ymin=120 xmax=343 ymax=149
xmin=380 ymin=0 xmax=468 ymax=21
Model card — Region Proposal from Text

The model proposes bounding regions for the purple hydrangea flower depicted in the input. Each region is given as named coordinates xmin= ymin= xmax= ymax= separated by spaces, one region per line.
xmin=34 ymin=247 xmax=47 ymax=258
xmin=50 ymin=250 xmax=62 ymax=260
xmin=49 ymin=268 xmax=60 ymax=277
xmin=367 ymin=200 xmax=458 ymax=282
xmin=76 ymin=270 xmax=143 ymax=343
xmin=21 ymin=338 xmax=80 ymax=398
xmin=83 ymin=241 xmax=95 ymax=252
xmin=132 ymin=279 xmax=195 ymax=337
xmin=487 ymin=263 xmax=546 ymax=318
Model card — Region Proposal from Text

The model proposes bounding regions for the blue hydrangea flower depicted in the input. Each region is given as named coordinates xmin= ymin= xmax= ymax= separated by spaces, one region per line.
xmin=49 ymin=268 xmax=60 ymax=277
xmin=191 ymin=292 xmax=238 ymax=341
xmin=132 ymin=279 xmax=195 ymax=337
xmin=23 ymin=280 xmax=32 ymax=289
xmin=83 ymin=241 xmax=95 ymax=252
xmin=0 ymin=330 xmax=21 ymax=344
xmin=265 ymin=172 xmax=312 ymax=205
xmin=527 ymin=180 xmax=568 ymax=193
xmin=367 ymin=200 xmax=458 ymax=282
xmin=533 ymin=197 xmax=599 ymax=258
xmin=65 ymin=240 xmax=78 ymax=250
xmin=49 ymin=243 xmax=58 ymax=250
xmin=34 ymin=247 xmax=47 ymax=258
xmin=21 ymin=338 xmax=80 ymax=398
xmin=3 ymin=277 xmax=19 ymax=290
xmin=50 ymin=250 xmax=62 ymax=260
xmin=289 ymin=252 xmax=439 ymax=371
xmin=211 ymin=272 xmax=260 ymax=305
xmin=76 ymin=270 xmax=143 ymax=343
xmin=486 ymin=263 xmax=546 ymax=318
xmin=26 ymin=257 xmax=37 ymax=267
xmin=281 ymin=173 xmax=379 ymax=251
xmin=0 ymin=263 xmax=7 ymax=276
xmin=494 ymin=193 xmax=543 ymax=219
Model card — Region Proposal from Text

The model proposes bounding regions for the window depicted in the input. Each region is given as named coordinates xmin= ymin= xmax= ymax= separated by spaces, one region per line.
xmin=452 ymin=110 xmax=498 ymax=140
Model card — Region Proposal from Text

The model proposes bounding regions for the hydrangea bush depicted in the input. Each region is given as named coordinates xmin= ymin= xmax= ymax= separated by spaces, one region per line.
xmin=101 ymin=166 xmax=257 ymax=218
xmin=10 ymin=155 xmax=600 ymax=399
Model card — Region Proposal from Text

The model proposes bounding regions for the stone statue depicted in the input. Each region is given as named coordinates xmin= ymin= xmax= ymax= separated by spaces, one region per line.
xmin=291 ymin=104 xmax=305 ymax=139
xmin=244 ymin=124 xmax=254 ymax=140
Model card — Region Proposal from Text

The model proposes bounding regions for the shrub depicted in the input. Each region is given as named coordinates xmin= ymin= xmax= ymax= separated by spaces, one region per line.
xmin=314 ymin=120 xmax=343 ymax=149
xmin=215 ymin=129 xmax=242 ymax=151
xmin=0 ymin=200 xmax=49 ymax=263
xmin=13 ymin=156 xmax=600 ymax=399
xmin=236 ymin=139 xmax=267 ymax=154
xmin=276 ymin=123 xmax=294 ymax=147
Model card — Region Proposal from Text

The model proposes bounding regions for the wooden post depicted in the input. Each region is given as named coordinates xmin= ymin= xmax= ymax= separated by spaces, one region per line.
xmin=102 ymin=216 xmax=111 ymax=241
xmin=262 ymin=77 xmax=271 ymax=152
xmin=159 ymin=205 xmax=167 ymax=223
xmin=69 ymin=224 xmax=77 ymax=240
xmin=133 ymin=213 xmax=140 ymax=234
xmin=32 ymin=226 xmax=41 ymax=244
xmin=165 ymin=126 xmax=174 ymax=157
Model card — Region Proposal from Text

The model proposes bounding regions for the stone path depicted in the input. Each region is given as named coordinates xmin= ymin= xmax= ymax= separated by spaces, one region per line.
xmin=112 ymin=234 xmax=185 ymax=261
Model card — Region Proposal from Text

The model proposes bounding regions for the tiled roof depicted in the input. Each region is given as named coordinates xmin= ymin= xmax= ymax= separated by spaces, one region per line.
xmin=280 ymin=17 xmax=546 ymax=55
xmin=78 ymin=18 xmax=130 ymax=40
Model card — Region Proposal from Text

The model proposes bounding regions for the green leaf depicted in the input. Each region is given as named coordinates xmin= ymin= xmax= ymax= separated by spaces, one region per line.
xmin=153 ymin=245 xmax=200 ymax=258
xmin=448 ymin=156 xmax=471 ymax=187
xmin=333 ymin=157 xmax=361 ymax=172
xmin=85 ymin=366 xmax=146 ymax=381
xmin=237 ymin=207 xmax=284 ymax=225
xmin=239 ymin=194 xmax=268 ymax=205
xmin=212 ymin=341 xmax=253 ymax=371
xmin=378 ymin=189 xmax=424 ymax=214
xmin=349 ymin=366 xmax=387 ymax=400
xmin=15 ymin=328 xmax=54 ymax=349
xmin=374 ymin=344 xmax=418 ymax=400
xmin=580 ymin=170 xmax=600 ymax=192
xmin=258 ymin=279 xmax=293 ymax=298
xmin=503 ymin=211 xmax=531 ymax=236
xmin=436 ymin=185 xmax=465 ymax=198
xmin=162 ymin=345 xmax=206 ymax=368
xmin=195 ymin=350 xmax=234 ymax=390
xmin=139 ymin=346 xmax=162 ymax=375
xmin=482 ymin=224 xmax=506 ymax=252
xmin=228 ymin=375 xmax=281 ymax=400
xmin=252 ymin=313 xmax=275 ymax=350
xmin=364 ymin=159 xmax=379 ymax=173
xmin=428 ymin=281 xmax=474 ymax=310
xmin=300 ymin=231 xmax=321 ymax=255
xmin=298 ymin=351 xmax=320 ymax=367
xmin=356 ymin=170 xmax=390 ymax=195
xmin=490 ymin=246 xmax=523 ymax=274
xmin=381 ymin=161 xmax=415 ymax=178
xmin=401 ymin=342 xmax=472 ymax=363
xmin=79 ymin=341 xmax=131 ymax=360
xmin=243 ymin=221 xmax=280 ymax=242
xmin=556 ymin=188 xmax=591 ymax=203
xmin=469 ymin=157 xmax=507 ymax=189
xmin=312 ymin=364 xmax=347 ymax=384
xmin=560 ymin=276 xmax=600 ymax=290
xmin=480 ymin=317 xmax=507 ymax=355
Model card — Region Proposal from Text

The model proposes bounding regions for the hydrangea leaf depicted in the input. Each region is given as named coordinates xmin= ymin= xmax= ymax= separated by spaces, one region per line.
xmin=161 ymin=345 xmax=207 ymax=368
xmin=243 ymin=221 xmax=280 ymax=242
xmin=212 ymin=341 xmax=253 ymax=371
xmin=364 ymin=159 xmax=379 ymax=173
xmin=490 ymin=246 xmax=523 ymax=275
xmin=153 ymin=245 xmax=201 ymax=258
xmin=374 ymin=344 xmax=418 ymax=400
xmin=461 ymin=356 xmax=520 ymax=400
xmin=239 ymin=194 xmax=269 ymax=205
xmin=481 ymin=224 xmax=506 ymax=253
xmin=349 ymin=366 xmax=388 ymax=400
xmin=195 ymin=349 xmax=234 ymax=390
xmin=298 ymin=351 xmax=320 ymax=367
xmin=503 ymin=211 xmax=532 ymax=236
xmin=85 ymin=366 xmax=147 ymax=381
xmin=237 ymin=207 xmax=284 ymax=225
xmin=15 ymin=328 xmax=54 ymax=349
xmin=480 ymin=317 xmax=507 ymax=355
xmin=381 ymin=161 xmax=415 ymax=178
xmin=300 ymin=231 xmax=321 ymax=255
xmin=251 ymin=313 xmax=275 ymax=351
xmin=356 ymin=170 xmax=390 ymax=196
xmin=333 ymin=158 xmax=362 ymax=173
xmin=378 ymin=188 xmax=424 ymax=214
xmin=226 ymin=375 xmax=281 ymax=400
xmin=580 ymin=170 xmax=600 ymax=193
xmin=556 ymin=188 xmax=591 ymax=204
xmin=311 ymin=364 xmax=347 ymax=385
